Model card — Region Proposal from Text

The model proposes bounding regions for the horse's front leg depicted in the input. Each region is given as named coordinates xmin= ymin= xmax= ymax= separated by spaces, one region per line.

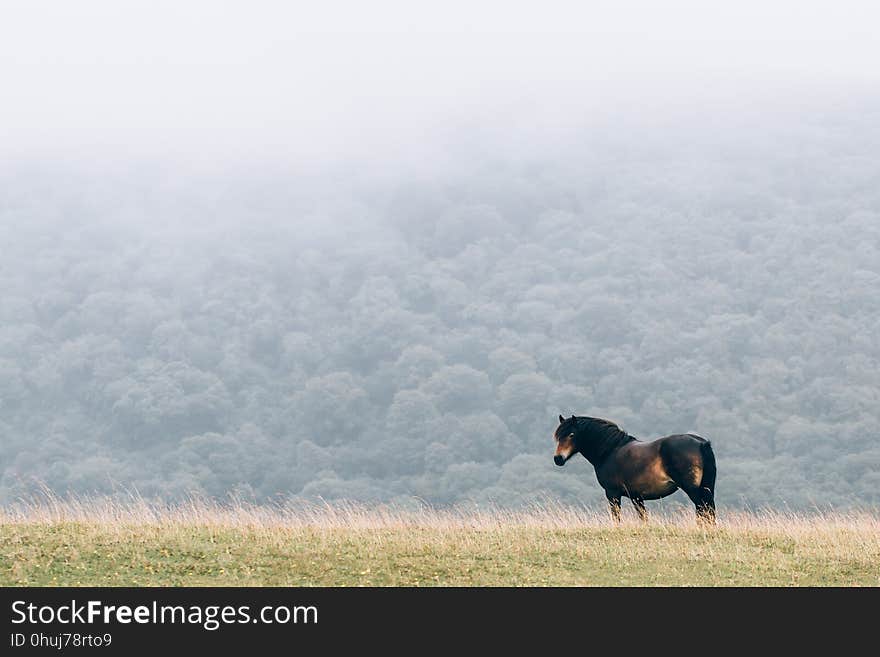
xmin=605 ymin=492 xmax=622 ymax=523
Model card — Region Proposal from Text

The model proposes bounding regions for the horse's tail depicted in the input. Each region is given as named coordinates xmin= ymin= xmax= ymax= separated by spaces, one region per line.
xmin=699 ymin=440 xmax=716 ymax=496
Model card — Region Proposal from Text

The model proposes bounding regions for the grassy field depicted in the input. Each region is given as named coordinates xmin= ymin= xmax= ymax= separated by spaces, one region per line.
xmin=2 ymin=498 xmax=879 ymax=586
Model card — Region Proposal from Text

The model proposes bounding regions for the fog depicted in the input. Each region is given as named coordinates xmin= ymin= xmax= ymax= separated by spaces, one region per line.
xmin=1 ymin=2 xmax=879 ymax=509
xmin=4 ymin=1 xmax=880 ymax=165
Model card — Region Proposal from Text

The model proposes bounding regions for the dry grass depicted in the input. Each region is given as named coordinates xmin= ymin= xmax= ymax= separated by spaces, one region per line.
xmin=2 ymin=494 xmax=879 ymax=586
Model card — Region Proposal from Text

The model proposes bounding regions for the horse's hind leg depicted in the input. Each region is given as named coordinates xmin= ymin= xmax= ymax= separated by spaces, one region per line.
xmin=683 ymin=486 xmax=715 ymax=525
xmin=698 ymin=490 xmax=716 ymax=525
xmin=631 ymin=497 xmax=648 ymax=523
xmin=662 ymin=440 xmax=716 ymax=525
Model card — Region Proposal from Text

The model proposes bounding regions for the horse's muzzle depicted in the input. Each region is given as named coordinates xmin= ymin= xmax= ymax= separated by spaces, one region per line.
xmin=554 ymin=455 xmax=566 ymax=466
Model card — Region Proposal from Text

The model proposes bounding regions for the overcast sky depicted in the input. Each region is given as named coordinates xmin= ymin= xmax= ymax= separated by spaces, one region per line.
xmin=2 ymin=1 xmax=879 ymax=168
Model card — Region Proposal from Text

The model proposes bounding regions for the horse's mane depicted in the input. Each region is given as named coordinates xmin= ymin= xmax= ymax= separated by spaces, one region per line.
xmin=559 ymin=416 xmax=635 ymax=464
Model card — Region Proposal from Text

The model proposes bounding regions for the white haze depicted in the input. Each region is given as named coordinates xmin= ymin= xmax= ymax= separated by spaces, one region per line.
xmin=2 ymin=1 xmax=880 ymax=169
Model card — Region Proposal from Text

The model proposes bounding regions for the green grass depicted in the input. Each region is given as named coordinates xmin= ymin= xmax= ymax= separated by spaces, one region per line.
xmin=2 ymin=500 xmax=879 ymax=586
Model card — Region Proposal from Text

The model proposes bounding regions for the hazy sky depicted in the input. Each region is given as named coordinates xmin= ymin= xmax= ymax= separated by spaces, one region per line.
xmin=2 ymin=1 xmax=879 ymax=167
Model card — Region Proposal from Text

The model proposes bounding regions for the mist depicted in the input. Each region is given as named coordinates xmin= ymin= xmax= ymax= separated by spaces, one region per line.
xmin=1 ymin=1 xmax=879 ymax=509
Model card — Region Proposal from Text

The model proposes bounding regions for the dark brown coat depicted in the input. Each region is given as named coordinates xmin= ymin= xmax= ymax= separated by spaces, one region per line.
xmin=554 ymin=415 xmax=716 ymax=523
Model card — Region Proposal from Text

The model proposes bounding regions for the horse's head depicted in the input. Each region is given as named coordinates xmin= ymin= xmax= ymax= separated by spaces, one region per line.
xmin=553 ymin=414 xmax=579 ymax=466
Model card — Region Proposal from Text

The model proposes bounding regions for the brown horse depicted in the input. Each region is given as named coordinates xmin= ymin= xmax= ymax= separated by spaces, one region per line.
xmin=553 ymin=414 xmax=716 ymax=524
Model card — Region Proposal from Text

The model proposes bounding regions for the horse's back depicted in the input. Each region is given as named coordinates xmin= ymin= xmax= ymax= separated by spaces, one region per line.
xmin=662 ymin=432 xmax=708 ymax=446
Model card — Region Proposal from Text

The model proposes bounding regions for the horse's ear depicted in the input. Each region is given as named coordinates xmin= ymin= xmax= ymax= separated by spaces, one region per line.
xmin=558 ymin=414 xmax=565 ymax=424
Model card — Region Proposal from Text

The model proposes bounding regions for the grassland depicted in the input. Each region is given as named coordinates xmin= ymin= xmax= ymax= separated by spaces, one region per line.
xmin=2 ymin=498 xmax=879 ymax=586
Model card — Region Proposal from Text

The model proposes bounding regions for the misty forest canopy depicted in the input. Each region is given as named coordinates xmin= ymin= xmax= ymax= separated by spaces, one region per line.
xmin=1 ymin=105 xmax=879 ymax=510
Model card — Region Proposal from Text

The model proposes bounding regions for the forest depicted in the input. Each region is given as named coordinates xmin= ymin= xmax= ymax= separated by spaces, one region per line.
xmin=2 ymin=100 xmax=879 ymax=511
